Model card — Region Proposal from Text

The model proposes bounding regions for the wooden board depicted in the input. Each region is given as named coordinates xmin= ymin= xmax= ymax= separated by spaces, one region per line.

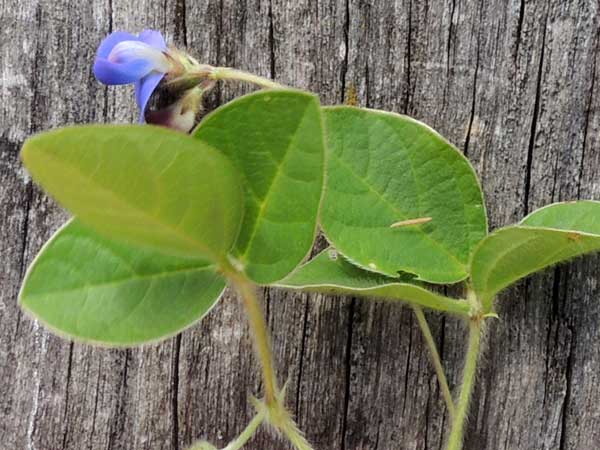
xmin=0 ymin=1 xmax=598 ymax=449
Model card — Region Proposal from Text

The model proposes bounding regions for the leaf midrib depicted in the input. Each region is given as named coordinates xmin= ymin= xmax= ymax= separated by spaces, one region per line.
xmin=239 ymin=100 xmax=315 ymax=260
xmin=33 ymin=147 xmax=218 ymax=259
xmin=23 ymin=264 xmax=216 ymax=298
xmin=474 ymin=227 xmax=600 ymax=298
xmin=473 ymin=230 xmax=540 ymax=298
xmin=328 ymin=151 xmax=465 ymax=269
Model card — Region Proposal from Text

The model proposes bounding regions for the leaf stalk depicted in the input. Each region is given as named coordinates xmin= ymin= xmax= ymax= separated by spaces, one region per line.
xmin=226 ymin=268 xmax=279 ymax=406
xmin=223 ymin=263 xmax=316 ymax=450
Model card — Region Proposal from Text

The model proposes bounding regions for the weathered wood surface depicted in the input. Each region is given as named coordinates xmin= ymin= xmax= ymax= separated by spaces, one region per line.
xmin=1 ymin=1 xmax=599 ymax=449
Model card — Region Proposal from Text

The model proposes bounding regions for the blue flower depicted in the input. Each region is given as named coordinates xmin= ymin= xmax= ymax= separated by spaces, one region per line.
xmin=94 ymin=30 xmax=172 ymax=122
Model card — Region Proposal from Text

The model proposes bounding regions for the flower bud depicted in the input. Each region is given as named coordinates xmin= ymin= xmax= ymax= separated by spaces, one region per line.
xmin=145 ymin=86 xmax=205 ymax=133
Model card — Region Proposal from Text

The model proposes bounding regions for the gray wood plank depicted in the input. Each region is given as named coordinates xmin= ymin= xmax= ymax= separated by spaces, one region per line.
xmin=2 ymin=2 xmax=109 ymax=449
xmin=467 ymin=2 xmax=599 ymax=450
xmin=0 ymin=2 xmax=186 ymax=450
xmin=0 ymin=0 xmax=38 ymax=445
xmin=1 ymin=1 xmax=600 ymax=450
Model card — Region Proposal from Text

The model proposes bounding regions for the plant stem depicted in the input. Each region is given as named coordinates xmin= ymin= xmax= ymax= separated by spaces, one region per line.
xmin=411 ymin=305 xmax=456 ymax=420
xmin=445 ymin=318 xmax=482 ymax=450
xmin=210 ymin=67 xmax=286 ymax=89
xmin=222 ymin=412 xmax=265 ymax=450
xmin=223 ymin=265 xmax=316 ymax=450
xmin=228 ymin=270 xmax=278 ymax=406
xmin=278 ymin=416 xmax=314 ymax=450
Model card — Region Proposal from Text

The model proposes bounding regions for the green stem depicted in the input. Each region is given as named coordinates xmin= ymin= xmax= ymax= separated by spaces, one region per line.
xmin=279 ymin=418 xmax=314 ymax=450
xmin=222 ymin=412 xmax=265 ymax=450
xmin=210 ymin=67 xmax=286 ymax=89
xmin=445 ymin=318 xmax=482 ymax=450
xmin=411 ymin=305 xmax=456 ymax=420
xmin=223 ymin=264 xmax=315 ymax=450
xmin=227 ymin=269 xmax=279 ymax=406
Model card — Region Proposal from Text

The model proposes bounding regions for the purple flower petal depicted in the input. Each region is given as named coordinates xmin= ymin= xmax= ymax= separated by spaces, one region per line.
xmin=94 ymin=57 xmax=154 ymax=85
xmin=108 ymin=41 xmax=170 ymax=72
xmin=135 ymin=72 xmax=165 ymax=122
xmin=94 ymin=36 xmax=169 ymax=86
xmin=138 ymin=29 xmax=167 ymax=51
xmin=94 ymin=29 xmax=170 ymax=119
xmin=96 ymin=31 xmax=138 ymax=59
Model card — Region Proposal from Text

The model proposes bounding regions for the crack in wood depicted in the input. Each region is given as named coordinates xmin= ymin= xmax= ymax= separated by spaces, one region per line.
xmin=523 ymin=6 xmax=549 ymax=215
xmin=462 ymin=0 xmax=483 ymax=158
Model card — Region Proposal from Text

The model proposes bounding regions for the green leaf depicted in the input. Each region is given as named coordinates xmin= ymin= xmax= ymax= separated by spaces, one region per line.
xmin=320 ymin=106 xmax=487 ymax=284
xmin=193 ymin=90 xmax=325 ymax=284
xmin=21 ymin=125 xmax=244 ymax=262
xmin=19 ymin=220 xmax=226 ymax=346
xmin=470 ymin=200 xmax=600 ymax=312
xmin=277 ymin=248 xmax=471 ymax=316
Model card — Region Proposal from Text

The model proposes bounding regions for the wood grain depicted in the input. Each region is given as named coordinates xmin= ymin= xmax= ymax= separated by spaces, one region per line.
xmin=1 ymin=1 xmax=599 ymax=449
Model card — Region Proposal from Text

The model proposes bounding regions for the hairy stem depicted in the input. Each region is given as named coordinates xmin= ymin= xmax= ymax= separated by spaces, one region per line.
xmin=222 ymin=411 xmax=265 ymax=450
xmin=225 ymin=267 xmax=315 ymax=450
xmin=278 ymin=417 xmax=314 ymax=450
xmin=445 ymin=318 xmax=482 ymax=450
xmin=228 ymin=270 xmax=279 ymax=406
xmin=210 ymin=67 xmax=286 ymax=89
xmin=411 ymin=305 xmax=456 ymax=420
